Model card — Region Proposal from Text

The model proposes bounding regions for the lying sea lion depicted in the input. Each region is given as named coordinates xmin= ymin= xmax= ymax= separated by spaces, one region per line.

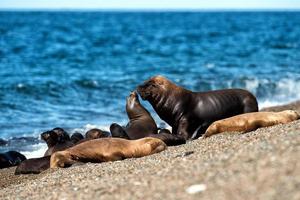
xmin=15 ymin=156 xmax=50 ymax=175
xmin=203 ymin=110 xmax=300 ymax=138
xmin=85 ymin=128 xmax=110 ymax=139
xmin=50 ymin=137 xmax=166 ymax=168
xmin=110 ymin=91 xmax=186 ymax=146
xmin=15 ymin=129 xmax=109 ymax=175
xmin=137 ymin=75 xmax=258 ymax=140
xmin=41 ymin=127 xmax=73 ymax=156
xmin=0 ymin=151 xmax=26 ymax=169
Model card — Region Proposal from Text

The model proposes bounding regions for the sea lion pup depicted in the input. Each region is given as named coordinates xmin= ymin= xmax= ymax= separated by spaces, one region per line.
xmin=85 ymin=128 xmax=110 ymax=139
xmin=203 ymin=110 xmax=300 ymax=138
xmin=15 ymin=156 xmax=50 ymax=175
xmin=110 ymin=123 xmax=129 ymax=139
xmin=70 ymin=132 xmax=84 ymax=144
xmin=0 ymin=151 xmax=26 ymax=169
xmin=137 ymin=75 xmax=258 ymax=140
xmin=41 ymin=127 xmax=73 ymax=156
xmin=50 ymin=137 xmax=167 ymax=168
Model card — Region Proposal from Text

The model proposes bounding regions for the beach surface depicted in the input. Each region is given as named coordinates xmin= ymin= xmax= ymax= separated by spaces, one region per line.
xmin=0 ymin=101 xmax=299 ymax=200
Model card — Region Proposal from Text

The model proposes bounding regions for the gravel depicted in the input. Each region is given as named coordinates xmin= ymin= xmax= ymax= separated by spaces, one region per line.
xmin=0 ymin=102 xmax=299 ymax=200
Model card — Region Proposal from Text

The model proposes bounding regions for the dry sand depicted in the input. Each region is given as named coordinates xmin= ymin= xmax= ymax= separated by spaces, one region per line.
xmin=0 ymin=101 xmax=299 ymax=200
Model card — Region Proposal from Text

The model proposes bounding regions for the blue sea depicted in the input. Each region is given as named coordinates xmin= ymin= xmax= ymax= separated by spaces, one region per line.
xmin=0 ymin=11 xmax=300 ymax=157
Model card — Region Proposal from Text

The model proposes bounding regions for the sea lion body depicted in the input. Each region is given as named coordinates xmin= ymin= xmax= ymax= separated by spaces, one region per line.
xmin=50 ymin=137 xmax=166 ymax=168
xmin=0 ymin=151 xmax=26 ymax=169
xmin=125 ymin=91 xmax=157 ymax=139
xmin=137 ymin=75 xmax=258 ymax=140
xmin=203 ymin=110 xmax=300 ymax=137
xmin=15 ymin=156 xmax=50 ymax=175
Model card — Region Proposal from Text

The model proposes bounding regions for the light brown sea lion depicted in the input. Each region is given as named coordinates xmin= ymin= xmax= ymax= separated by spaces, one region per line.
xmin=137 ymin=75 xmax=258 ymax=140
xmin=203 ymin=110 xmax=300 ymax=138
xmin=50 ymin=137 xmax=166 ymax=168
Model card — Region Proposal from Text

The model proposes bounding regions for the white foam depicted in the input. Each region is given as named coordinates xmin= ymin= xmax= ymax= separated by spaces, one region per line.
xmin=71 ymin=123 xmax=110 ymax=134
xmin=21 ymin=143 xmax=47 ymax=159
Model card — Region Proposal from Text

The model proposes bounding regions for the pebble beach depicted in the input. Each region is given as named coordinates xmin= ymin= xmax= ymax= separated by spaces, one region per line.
xmin=0 ymin=101 xmax=299 ymax=200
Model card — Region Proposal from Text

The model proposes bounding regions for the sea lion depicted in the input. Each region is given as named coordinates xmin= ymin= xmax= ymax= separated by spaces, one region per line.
xmin=41 ymin=127 xmax=73 ymax=156
xmin=70 ymin=132 xmax=84 ymax=144
xmin=0 ymin=151 xmax=26 ymax=169
xmin=15 ymin=156 xmax=50 ymax=175
xmin=85 ymin=128 xmax=110 ymax=139
xmin=125 ymin=91 xmax=157 ymax=139
xmin=203 ymin=110 xmax=300 ymax=137
xmin=50 ymin=137 xmax=166 ymax=168
xmin=137 ymin=75 xmax=258 ymax=140
xmin=110 ymin=91 xmax=186 ymax=146
xmin=110 ymin=123 xmax=129 ymax=139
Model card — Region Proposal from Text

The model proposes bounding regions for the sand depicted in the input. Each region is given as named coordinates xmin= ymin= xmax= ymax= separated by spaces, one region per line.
xmin=0 ymin=101 xmax=299 ymax=200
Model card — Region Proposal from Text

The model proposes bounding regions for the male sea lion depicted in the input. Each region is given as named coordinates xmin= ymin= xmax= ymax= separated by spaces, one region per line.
xmin=110 ymin=91 xmax=186 ymax=146
xmin=203 ymin=110 xmax=300 ymax=137
xmin=137 ymin=75 xmax=258 ymax=140
xmin=41 ymin=127 xmax=73 ymax=156
xmin=50 ymin=137 xmax=166 ymax=168
xmin=0 ymin=151 xmax=26 ymax=169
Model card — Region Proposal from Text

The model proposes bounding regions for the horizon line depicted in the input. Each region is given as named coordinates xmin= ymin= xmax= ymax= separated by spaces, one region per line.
xmin=1 ymin=8 xmax=300 ymax=12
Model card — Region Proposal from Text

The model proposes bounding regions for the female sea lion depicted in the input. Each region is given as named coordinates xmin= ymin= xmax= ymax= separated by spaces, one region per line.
xmin=50 ymin=137 xmax=166 ymax=168
xmin=110 ymin=91 xmax=186 ymax=146
xmin=203 ymin=110 xmax=300 ymax=137
xmin=41 ymin=127 xmax=73 ymax=156
xmin=137 ymin=75 xmax=258 ymax=140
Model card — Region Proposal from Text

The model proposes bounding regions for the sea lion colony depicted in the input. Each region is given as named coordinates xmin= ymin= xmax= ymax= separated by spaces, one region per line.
xmin=0 ymin=75 xmax=299 ymax=173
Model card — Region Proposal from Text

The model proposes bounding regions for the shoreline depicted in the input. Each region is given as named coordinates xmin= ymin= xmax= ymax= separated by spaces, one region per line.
xmin=0 ymin=100 xmax=300 ymax=199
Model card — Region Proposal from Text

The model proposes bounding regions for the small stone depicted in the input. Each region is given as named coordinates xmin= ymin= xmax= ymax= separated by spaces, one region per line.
xmin=186 ymin=184 xmax=207 ymax=194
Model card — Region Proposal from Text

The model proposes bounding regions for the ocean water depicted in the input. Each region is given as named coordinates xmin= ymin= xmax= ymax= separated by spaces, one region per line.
xmin=0 ymin=11 xmax=300 ymax=156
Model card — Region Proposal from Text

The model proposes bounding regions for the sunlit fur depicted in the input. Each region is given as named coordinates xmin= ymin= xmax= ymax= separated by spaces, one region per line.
xmin=203 ymin=110 xmax=300 ymax=137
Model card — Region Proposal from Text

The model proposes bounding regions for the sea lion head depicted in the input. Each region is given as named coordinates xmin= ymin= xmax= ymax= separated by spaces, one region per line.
xmin=126 ymin=91 xmax=140 ymax=110
xmin=281 ymin=110 xmax=300 ymax=120
xmin=41 ymin=127 xmax=70 ymax=147
xmin=85 ymin=128 xmax=109 ymax=139
xmin=137 ymin=75 xmax=171 ymax=100
xmin=70 ymin=132 xmax=84 ymax=144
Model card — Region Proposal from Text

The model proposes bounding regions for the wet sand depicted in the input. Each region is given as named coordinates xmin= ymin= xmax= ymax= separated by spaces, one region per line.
xmin=0 ymin=101 xmax=299 ymax=200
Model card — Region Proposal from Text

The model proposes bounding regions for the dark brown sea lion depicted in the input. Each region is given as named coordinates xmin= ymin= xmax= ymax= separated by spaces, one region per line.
xmin=0 ymin=151 xmax=26 ymax=169
xmin=203 ymin=110 xmax=300 ymax=138
xmin=85 ymin=128 xmax=110 ymax=139
xmin=15 ymin=156 xmax=50 ymax=175
xmin=41 ymin=127 xmax=73 ymax=156
xmin=50 ymin=137 xmax=166 ymax=168
xmin=110 ymin=91 xmax=185 ymax=146
xmin=70 ymin=132 xmax=84 ymax=144
xmin=124 ymin=91 xmax=157 ymax=139
xmin=137 ymin=75 xmax=259 ymax=140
